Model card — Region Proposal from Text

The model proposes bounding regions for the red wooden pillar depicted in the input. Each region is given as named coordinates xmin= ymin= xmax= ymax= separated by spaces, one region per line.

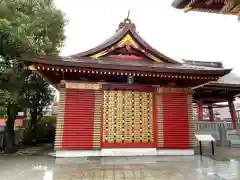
xmin=208 ymin=105 xmax=214 ymax=122
xmin=197 ymin=101 xmax=203 ymax=121
xmin=228 ymin=99 xmax=237 ymax=129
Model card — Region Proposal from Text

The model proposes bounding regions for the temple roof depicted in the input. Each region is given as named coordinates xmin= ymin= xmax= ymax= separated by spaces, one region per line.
xmin=172 ymin=0 xmax=240 ymax=15
xmin=26 ymin=56 xmax=231 ymax=75
xmin=193 ymin=72 xmax=240 ymax=103
xmin=24 ymin=18 xmax=231 ymax=78
xmin=212 ymin=73 xmax=240 ymax=87
xmin=183 ymin=60 xmax=240 ymax=102
xmin=182 ymin=60 xmax=224 ymax=68
xmin=183 ymin=60 xmax=240 ymax=87
xmin=70 ymin=17 xmax=180 ymax=64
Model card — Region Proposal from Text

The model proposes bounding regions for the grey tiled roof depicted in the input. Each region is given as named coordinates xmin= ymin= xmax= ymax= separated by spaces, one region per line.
xmin=217 ymin=73 xmax=240 ymax=85
xmin=183 ymin=59 xmax=240 ymax=86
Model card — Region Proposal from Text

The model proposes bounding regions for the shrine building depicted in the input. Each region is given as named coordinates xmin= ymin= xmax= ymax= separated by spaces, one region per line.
xmin=25 ymin=18 xmax=232 ymax=157
xmin=171 ymin=0 xmax=240 ymax=128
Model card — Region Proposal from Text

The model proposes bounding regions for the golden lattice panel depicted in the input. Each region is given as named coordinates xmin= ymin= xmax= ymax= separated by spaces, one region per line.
xmin=103 ymin=90 xmax=153 ymax=144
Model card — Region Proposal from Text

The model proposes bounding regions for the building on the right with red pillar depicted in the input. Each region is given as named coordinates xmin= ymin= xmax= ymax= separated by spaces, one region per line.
xmin=171 ymin=0 xmax=240 ymax=128
xmin=184 ymin=60 xmax=240 ymax=128
xmin=171 ymin=0 xmax=240 ymax=15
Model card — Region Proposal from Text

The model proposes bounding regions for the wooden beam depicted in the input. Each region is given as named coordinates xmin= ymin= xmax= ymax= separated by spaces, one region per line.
xmin=195 ymin=98 xmax=228 ymax=102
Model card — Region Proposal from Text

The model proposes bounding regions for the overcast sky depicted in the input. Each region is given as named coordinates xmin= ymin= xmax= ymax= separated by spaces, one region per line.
xmin=54 ymin=0 xmax=240 ymax=76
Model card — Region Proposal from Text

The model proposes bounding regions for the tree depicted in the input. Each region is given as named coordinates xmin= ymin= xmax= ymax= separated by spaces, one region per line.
xmin=0 ymin=0 xmax=66 ymax=152
xmin=24 ymin=73 xmax=55 ymax=127
xmin=0 ymin=58 xmax=29 ymax=152
xmin=22 ymin=73 xmax=55 ymax=144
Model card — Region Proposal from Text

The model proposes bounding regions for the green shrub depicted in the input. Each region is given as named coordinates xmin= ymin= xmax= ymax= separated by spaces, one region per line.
xmin=23 ymin=116 xmax=56 ymax=145
xmin=36 ymin=116 xmax=56 ymax=143
xmin=41 ymin=116 xmax=57 ymax=122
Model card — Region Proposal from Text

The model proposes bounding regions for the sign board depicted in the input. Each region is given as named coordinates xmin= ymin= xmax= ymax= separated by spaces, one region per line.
xmin=195 ymin=134 xmax=215 ymax=142
xmin=65 ymin=82 xmax=101 ymax=90
xmin=127 ymin=76 xmax=134 ymax=84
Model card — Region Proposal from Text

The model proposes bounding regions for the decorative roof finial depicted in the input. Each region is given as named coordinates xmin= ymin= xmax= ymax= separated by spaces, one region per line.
xmin=124 ymin=10 xmax=131 ymax=23
xmin=117 ymin=10 xmax=135 ymax=31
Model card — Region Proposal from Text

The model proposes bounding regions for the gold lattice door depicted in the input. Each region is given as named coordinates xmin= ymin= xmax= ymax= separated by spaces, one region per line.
xmin=102 ymin=90 xmax=156 ymax=148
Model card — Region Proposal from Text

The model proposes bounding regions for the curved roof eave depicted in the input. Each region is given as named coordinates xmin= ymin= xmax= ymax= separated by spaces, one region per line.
xmin=23 ymin=56 xmax=232 ymax=76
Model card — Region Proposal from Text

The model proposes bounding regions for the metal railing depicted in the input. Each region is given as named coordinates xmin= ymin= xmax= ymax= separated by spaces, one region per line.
xmin=196 ymin=121 xmax=239 ymax=132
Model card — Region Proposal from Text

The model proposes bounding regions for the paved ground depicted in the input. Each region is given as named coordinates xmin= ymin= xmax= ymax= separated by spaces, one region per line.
xmin=0 ymin=155 xmax=240 ymax=180
xmin=195 ymin=145 xmax=240 ymax=161
xmin=0 ymin=143 xmax=53 ymax=156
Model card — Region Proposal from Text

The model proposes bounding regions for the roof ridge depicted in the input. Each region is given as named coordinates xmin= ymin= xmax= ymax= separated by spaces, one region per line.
xmin=182 ymin=59 xmax=224 ymax=68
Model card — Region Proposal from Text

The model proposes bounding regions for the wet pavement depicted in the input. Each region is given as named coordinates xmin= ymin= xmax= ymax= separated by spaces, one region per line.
xmin=0 ymin=155 xmax=239 ymax=180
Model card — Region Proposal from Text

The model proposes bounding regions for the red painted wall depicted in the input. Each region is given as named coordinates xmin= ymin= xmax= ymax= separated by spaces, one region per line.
xmin=61 ymin=89 xmax=95 ymax=150
xmin=162 ymin=92 xmax=190 ymax=149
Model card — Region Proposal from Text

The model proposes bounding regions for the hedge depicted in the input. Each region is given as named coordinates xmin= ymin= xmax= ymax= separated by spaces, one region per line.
xmin=22 ymin=116 xmax=57 ymax=145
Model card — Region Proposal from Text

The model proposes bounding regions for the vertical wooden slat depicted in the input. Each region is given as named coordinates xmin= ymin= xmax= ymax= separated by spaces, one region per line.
xmin=61 ymin=89 xmax=95 ymax=150
xmin=156 ymin=92 xmax=164 ymax=148
xmin=93 ymin=90 xmax=102 ymax=149
xmin=54 ymin=87 xmax=66 ymax=150
xmin=161 ymin=87 xmax=190 ymax=148
xmin=188 ymin=93 xmax=196 ymax=148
